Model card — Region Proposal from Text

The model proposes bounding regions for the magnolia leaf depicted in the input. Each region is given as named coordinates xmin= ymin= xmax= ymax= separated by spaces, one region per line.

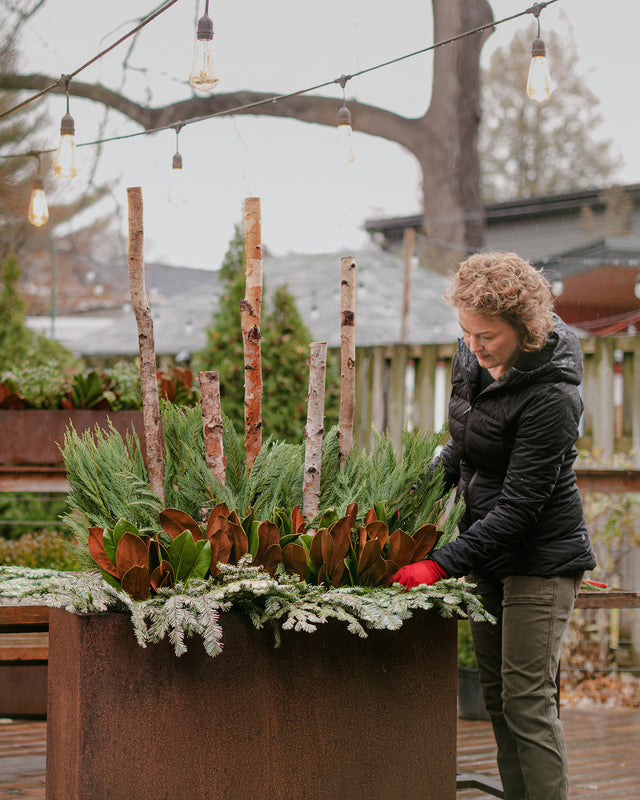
xmin=358 ymin=538 xmax=382 ymax=575
xmin=359 ymin=557 xmax=387 ymax=587
xmin=103 ymin=518 xmax=138 ymax=565
xmin=150 ymin=560 xmax=174 ymax=591
xmin=115 ymin=531 xmax=149 ymax=578
xmin=328 ymin=517 xmax=352 ymax=565
xmin=410 ymin=524 xmax=440 ymax=562
xmin=309 ymin=529 xmax=329 ymax=571
xmin=364 ymin=507 xmax=377 ymax=525
xmin=159 ymin=508 xmax=204 ymax=541
xmin=365 ymin=520 xmax=389 ymax=549
xmin=291 ymin=505 xmax=306 ymax=535
xmin=282 ymin=542 xmax=308 ymax=580
xmin=344 ymin=502 xmax=358 ymax=530
xmin=259 ymin=543 xmax=284 ymax=577
xmin=247 ymin=519 xmax=260 ymax=559
xmin=230 ymin=521 xmax=248 ymax=563
xmin=387 ymin=529 xmax=415 ymax=568
xmin=330 ymin=559 xmax=347 ymax=588
xmin=168 ymin=530 xmax=199 ymax=582
xmin=191 ymin=539 xmax=212 ymax=581
xmin=255 ymin=520 xmax=280 ymax=564
xmin=88 ymin=526 xmax=118 ymax=577
xmin=120 ymin=564 xmax=150 ymax=601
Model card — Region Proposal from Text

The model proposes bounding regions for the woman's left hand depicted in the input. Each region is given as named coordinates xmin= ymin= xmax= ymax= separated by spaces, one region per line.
xmin=386 ymin=560 xmax=448 ymax=588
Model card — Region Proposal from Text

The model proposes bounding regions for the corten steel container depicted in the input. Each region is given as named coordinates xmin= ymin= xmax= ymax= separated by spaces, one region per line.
xmin=46 ymin=607 xmax=458 ymax=800
xmin=0 ymin=410 xmax=145 ymax=465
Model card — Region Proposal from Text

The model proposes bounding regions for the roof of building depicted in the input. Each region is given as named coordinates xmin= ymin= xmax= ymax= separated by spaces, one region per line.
xmin=50 ymin=246 xmax=459 ymax=358
xmin=534 ymin=238 xmax=640 ymax=279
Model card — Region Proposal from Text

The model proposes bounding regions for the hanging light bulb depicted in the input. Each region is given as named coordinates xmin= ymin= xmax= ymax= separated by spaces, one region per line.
xmin=335 ymin=75 xmax=355 ymax=167
xmin=526 ymin=5 xmax=552 ymax=103
xmin=168 ymin=126 xmax=187 ymax=206
xmin=52 ymin=81 xmax=78 ymax=179
xmin=189 ymin=1 xmax=219 ymax=92
xmin=28 ymin=173 xmax=49 ymax=227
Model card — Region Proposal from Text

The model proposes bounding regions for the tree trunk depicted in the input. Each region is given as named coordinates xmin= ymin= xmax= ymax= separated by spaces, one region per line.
xmin=241 ymin=197 xmax=263 ymax=471
xmin=338 ymin=257 xmax=356 ymax=469
xmin=199 ymin=370 xmax=226 ymax=488
xmin=126 ymin=186 xmax=164 ymax=505
xmin=303 ymin=342 xmax=327 ymax=523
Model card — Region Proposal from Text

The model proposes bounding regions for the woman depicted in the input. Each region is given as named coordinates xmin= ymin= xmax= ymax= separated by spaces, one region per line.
xmin=389 ymin=252 xmax=596 ymax=800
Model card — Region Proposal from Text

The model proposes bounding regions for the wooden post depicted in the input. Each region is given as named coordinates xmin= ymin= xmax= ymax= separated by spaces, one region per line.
xmin=199 ymin=370 xmax=226 ymax=487
xmin=242 ymin=197 xmax=263 ymax=471
xmin=401 ymin=227 xmax=415 ymax=344
xmin=303 ymin=342 xmax=327 ymax=524
xmin=126 ymin=187 xmax=165 ymax=505
xmin=338 ymin=256 xmax=356 ymax=469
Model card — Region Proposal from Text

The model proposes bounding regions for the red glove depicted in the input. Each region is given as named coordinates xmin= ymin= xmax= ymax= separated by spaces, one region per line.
xmin=386 ymin=560 xmax=448 ymax=588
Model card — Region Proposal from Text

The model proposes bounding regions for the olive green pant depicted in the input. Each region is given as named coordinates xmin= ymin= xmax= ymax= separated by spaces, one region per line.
xmin=468 ymin=573 xmax=583 ymax=800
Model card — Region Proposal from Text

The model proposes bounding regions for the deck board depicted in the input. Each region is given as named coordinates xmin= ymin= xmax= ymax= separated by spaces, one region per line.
xmin=1 ymin=708 xmax=639 ymax=799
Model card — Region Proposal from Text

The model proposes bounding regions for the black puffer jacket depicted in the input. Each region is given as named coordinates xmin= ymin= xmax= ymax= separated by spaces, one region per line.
xmin=432 ymin=316 xmax=596 ymax=580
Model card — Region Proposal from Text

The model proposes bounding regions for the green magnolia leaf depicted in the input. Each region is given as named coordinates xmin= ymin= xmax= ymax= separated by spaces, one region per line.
xmin=168 ymin=530 xmax=199 ymax=582
xmin=247 ymin=519 xmax=260 ymax=559
xmin=191 ymin=539 xmax=212 ymax=581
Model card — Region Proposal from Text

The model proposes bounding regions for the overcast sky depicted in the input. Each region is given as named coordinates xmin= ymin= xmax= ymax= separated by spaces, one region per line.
xmin=13 ymin=0 xmax=640 ymax=269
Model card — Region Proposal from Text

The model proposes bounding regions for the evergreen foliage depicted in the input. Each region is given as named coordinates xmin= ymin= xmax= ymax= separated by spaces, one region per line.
xmin=193 ymin=226 xmax=339 ymax=440
xmin=0 ymin=562 xmax=494 ymax=659
xmin=0 ymin=248 xmax=33 ymax=371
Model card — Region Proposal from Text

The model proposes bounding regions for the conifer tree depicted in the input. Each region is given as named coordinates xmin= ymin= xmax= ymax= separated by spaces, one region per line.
xmin=0 ymin=247 xmax=32 ymax=371
xmin=194 ymin=227 xmax=338 ymax=441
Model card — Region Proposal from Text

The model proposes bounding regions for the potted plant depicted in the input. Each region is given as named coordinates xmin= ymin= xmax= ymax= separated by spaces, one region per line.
xmin=1 ymin=410 xmax=494 ymax=800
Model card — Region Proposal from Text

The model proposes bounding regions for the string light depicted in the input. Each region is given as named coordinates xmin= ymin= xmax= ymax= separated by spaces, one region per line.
xmin=27 ymin=155 xmax=49 ymax=227
xmin=189 ymin=1 xmax=219 ymax=93
xmin=52 ymin=78 xmax=78 ymax=179
xmin=336 ymin=75 xmax=355 ymax=166
xmin=527 ymin=3 xmax=553 ymax=103
xmin=168 ymin=125 xmax=187 ymax=206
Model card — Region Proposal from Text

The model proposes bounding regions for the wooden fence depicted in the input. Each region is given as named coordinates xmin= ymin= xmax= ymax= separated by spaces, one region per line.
xmin=349 ymin=335 xmax=640 ymax=469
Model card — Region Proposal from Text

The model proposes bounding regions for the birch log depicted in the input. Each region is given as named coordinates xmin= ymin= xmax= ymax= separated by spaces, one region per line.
xmin=303 ymin=341 xmax=328 ymax=524
xmin=199 ymin=370 xmax=226 ymax=487
xmin=338 ymin=256 xmax=356 ymax=469
xmin=126 ymin=187 xmax=165 ymax=505
xmin=401 ymin=227 xmax=415 ymax=344
xmin=242 ymin=197 xmax=263 ymax=471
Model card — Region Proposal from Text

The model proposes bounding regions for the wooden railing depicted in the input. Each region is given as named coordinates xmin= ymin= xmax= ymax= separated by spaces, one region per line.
xmin=350 ymin=335 xmax=640 ymax=469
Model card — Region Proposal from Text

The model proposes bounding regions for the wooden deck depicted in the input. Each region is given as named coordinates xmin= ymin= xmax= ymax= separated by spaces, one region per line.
xmin=1 ymin=708 xmax=639 ymax=799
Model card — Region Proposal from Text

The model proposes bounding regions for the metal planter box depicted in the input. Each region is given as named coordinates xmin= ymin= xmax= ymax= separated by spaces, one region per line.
xmin=46 ymin=607 xmax=458 ymax=800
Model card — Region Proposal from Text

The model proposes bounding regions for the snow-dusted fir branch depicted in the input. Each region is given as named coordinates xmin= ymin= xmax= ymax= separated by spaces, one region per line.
xmin=0 ymin=563 xmax=494 ymax=658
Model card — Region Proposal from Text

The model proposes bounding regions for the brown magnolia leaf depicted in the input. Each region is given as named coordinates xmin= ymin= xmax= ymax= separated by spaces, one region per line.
xmin=205 ymin=503 xmax=231 ymax=531
xmin=309 ymin=529 xmax=330 ymax=571
xmin=115 ymin=531 xmax=149 ymax=577
xmin=344 ymin=502 xmax=358 ymax=530
xmin=360 ymin=557 xmax=388 ymax=587
xmin=410 ymin=524 xmax=441 ymax=562
xmin=358 ymin=538 xmax=382 ymax=575
xmin=255 ymin=520 xmax=280 ymax=564
xmin=229 ymin=509 xmax=242 ymax=527
xmin=282 ymin=542 xmax=308 ymax=580
xmin=229 ymin=521 xmax=248 ymax=563
xmin=387 ymin=529 xmax=416 ymax=568
xmin=87 ymin=526 xmax=119 ymax=577
xmin=159 ymin=508 xmax=204 ymax=540
xmin=331 ymin=559 xmax=348 ymax=588
xmin=291 ymin=505 xmax=306 ymax=535
xmin=328 ymin=517 xmax=352 ymax=565
xmin=121 ymin=565 xmax=150 ymax=601
xmin=356 ymin=524 xmax=367 ymax=557
xmin=259 ymin=543 xmax=284 ymax=577
xmin=150 ymin=560 xmax=174 ymax=591
xmin=364 ymin=507 xmax=377 ymax=525
xmin=365 ymin=520 xmax=389 ymax=549
xmin=384 ymin=560 xmax=400 ymax=583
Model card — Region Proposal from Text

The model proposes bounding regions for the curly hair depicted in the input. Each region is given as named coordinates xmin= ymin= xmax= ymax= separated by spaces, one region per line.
xmin=444 ymin=252 xmax=554 ymax=351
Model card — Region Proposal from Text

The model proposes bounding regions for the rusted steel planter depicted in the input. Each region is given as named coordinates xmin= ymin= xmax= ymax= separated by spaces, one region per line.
xmin=47 ymin=607 xmax=458 ymax=800
xmin=0 ymin=409 xmax=145 ymax=465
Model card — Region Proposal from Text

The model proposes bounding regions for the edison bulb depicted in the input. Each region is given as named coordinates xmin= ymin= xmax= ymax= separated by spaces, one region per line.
xmin=189 ymin=14 xmax=218 ymax=92
xmin=527 ymin=38 xmax=552 ymax=103
xmin=338 ymin=123 xmax=355 ymax=166
xmin=28 ymin=177 xmax=49 ymax=227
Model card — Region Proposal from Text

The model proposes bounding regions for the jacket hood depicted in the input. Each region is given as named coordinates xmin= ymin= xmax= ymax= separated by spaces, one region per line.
xmin=457 ymin=314 xmax=583 ymax=388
